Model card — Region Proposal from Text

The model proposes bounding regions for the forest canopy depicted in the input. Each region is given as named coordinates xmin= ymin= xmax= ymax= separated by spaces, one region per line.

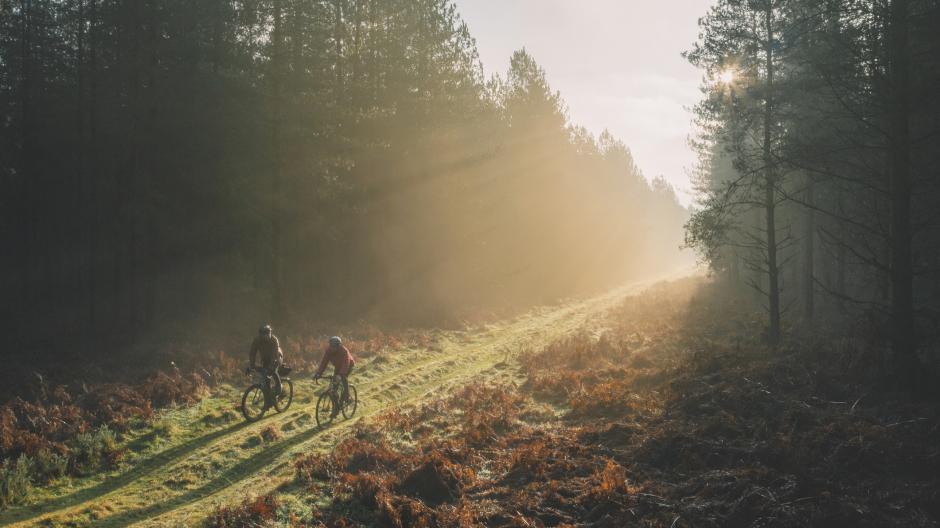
xmin=0 ymin=0 xmax=689 ymax=360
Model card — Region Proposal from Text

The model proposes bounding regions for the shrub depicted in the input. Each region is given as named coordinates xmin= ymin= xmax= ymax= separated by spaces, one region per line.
xmin=0 ymin=367 xmax=207 ymax=481
xmin=260 ymin=424 xmax=282 ymax=443
xmin=450 ymin=384 xmax=525 ymax=447
xmin=32 ymin=448 xmax=68 ymax=484
xmin=152 ymin=418 xmax=179 ymax=439
xmin=141 ymin=371 xmax=208 ymax=408
xmin=204 ymin=493 xmax=280 ymax=528
xmin=296 ymin=437 xmax=402 ymax=486
xmin=80 ymin=383 xmax=153 ymax=431
xmin=0 ymin=455 xmax=32 ymax=509
xmin=70 ymin=425 xmax=123 ymax=476
xmin=585 ymin=460 xmax=630 ymax=500
xmin=295 ymin=453 xmax=334 ymax=484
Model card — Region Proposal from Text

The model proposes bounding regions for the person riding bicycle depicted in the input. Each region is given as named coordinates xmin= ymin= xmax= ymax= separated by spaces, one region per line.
xmin=313 ymin=336 xmax=356 ymax=417
xmin=248 ymin=324 xmax=284 ymax=398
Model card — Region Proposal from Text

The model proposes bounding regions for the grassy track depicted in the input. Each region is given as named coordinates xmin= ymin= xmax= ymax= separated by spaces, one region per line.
xmin=1 ymin=272 xmax=684 ymax=528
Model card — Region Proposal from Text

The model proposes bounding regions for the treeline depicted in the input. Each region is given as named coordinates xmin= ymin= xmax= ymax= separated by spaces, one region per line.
xmin=0 ymin=0 xmax=687 ymax=360
xmin=685 ymin=0 xmax=940 ymax=389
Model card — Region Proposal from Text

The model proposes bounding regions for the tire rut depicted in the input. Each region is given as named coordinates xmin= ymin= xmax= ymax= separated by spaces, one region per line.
xmin=5 ymin=275 xmax=672 ymax=527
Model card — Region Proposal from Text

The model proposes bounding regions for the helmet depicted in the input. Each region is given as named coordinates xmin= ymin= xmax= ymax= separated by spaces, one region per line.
xmin=259 ymin=325 xmax=272 ymax=336
xmin=329 ymin=336 xmax=342 ymax=347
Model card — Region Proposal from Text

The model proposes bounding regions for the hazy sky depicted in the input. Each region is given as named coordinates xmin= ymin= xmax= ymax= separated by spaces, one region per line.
xmin=455 ymin=1 xmax=713 ymax=205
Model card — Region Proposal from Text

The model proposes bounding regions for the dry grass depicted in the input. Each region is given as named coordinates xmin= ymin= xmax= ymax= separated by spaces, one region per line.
xmin=266 ymin=277 xmax=940 ymax=527
xmin=0 ymin=321 xmax=432 ymax=507
xmin=0 ymin=368 xmax=208 ymax=496
xmin=205 ymin=493 xmax=289 ymax=528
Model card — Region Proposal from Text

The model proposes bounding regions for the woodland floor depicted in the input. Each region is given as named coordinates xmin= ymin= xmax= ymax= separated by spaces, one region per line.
xmin=3 ymin=271 xmax=939 ymax=527
xmin=0 ymin=271 xmax=686 ymax=527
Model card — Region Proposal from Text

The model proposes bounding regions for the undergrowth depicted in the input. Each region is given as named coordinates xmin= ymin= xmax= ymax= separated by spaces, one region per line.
xmin=0 ymin=325 xmax=433 ymax=510
xmin=0 ymin=369 xmax=207 ymax=506
xmin=212 ymin=276 xmax=940 ymax=528
xmin=0 ymin=456 xmax=31 ymax=509
xmin=204 ymin=493 xmax=300 ymax=528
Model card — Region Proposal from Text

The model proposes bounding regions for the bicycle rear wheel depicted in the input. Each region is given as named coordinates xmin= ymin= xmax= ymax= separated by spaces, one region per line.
xmin=315 ymin=391 xmax=335 ymax=427
xmin=342 ymin=385 xmax=358 ymax=419
xmin=274 ymin=379 xmax=293 ymax=413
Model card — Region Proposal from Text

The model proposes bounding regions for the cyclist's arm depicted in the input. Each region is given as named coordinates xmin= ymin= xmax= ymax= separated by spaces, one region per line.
xmin=313 ymin=350 xmax=330 ymax=378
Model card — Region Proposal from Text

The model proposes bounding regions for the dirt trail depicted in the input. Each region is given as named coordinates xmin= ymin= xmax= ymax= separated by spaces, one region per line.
xmin=2 ymin=272 xmax=685 ymax=528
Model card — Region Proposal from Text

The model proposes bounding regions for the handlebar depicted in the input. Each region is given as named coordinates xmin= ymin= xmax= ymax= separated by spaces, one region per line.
xmin=313 ymin=374 xmax=337 ymax=385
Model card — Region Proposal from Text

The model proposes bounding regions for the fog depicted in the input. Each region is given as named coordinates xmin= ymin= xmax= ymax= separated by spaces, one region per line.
xmin=0 ymin=0 xmax=692 ymax=369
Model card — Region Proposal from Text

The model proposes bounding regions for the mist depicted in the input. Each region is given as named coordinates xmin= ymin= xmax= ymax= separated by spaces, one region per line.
xmin=1 ymin=1 xmax=938 ymax=526
xmin=0 ymin=1 xmax=690 ymax=368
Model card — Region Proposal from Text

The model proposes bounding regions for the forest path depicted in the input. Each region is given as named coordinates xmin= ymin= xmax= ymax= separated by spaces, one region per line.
xmin=3 ymin=271 xmax=687 ymax=528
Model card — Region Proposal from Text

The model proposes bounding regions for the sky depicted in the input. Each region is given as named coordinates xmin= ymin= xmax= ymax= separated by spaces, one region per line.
xmin=454 ymin=0 xmax=714 ymax=206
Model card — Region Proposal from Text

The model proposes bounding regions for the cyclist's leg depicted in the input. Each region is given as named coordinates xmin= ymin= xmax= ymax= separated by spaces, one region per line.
xmin=340 ymin=366 xmax=352 ymax=404
xmin=329 ymin=376 xmax=341 ymax=417
xmin=259 ymin=368 xmax=272 ymax=406
xmin=271 ymin=361 xmax=283 ymax=396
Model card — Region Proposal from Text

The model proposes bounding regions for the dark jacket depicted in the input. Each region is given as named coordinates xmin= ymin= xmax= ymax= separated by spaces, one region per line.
xmin=250 ymin=334 xmax=283 ymax=370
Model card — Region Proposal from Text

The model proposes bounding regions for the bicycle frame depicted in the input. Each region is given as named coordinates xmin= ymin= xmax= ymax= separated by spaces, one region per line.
xmin=242 ymin=367 xmax=294 ymax=422
xmin=317 ymin=375 xmax=344 ymax=397
xmin=248 ymin=368 xmax=288 ymax=400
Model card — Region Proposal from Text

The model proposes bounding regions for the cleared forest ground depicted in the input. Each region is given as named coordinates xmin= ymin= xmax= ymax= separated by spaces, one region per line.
xmin=9 ymin=271 xmax=934 ymax=527
xmin=205 ymin=277 xmax=940 ymax=528
xmin=0 ymin=273 xmax=686 ymax=528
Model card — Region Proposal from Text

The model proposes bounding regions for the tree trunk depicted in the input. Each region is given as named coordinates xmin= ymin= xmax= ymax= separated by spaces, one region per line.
xmin=271 ymin=0 xmax=285 ymax=322
xmin=143 ymin=0 xmax=158 ymax=326
xmin=352 ymin=0 xmax=362 ymax=105
xmin=334 ymin=0 xmax=345 ymax=102
xmin=763 ymin=5 xmax=781 ymax=344
xmin=370 ymin=0 xmax=379 ymax=102
xmin=887 ymin=0 xmax=918 ymax=389
xmin=19 ymin=0 xmax=33 ymax=334
xmin=836 ymin=184 xmax=846 ymax=301
xmin=803 ymin=176 xmax=815 ymax=322
xmin=76 ymin=0 xmax=88 ymax=348
xmin=87 ymin=0 xmax=99 ymax=339
xmin=127 ymin=0 xmax=141 ymax=336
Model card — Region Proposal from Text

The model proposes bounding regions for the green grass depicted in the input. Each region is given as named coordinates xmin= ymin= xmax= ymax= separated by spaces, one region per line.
xmin=0 ymin=271 xmax=686 ymax=528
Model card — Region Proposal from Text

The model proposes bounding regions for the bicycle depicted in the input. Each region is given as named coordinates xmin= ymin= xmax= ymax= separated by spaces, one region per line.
xmin=314 ymin=374 xmax=358 ymax=427
xmin=241 ymin=366 xmax=294 ymax=422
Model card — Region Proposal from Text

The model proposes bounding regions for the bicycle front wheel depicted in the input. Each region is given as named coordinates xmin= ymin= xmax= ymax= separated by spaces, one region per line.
xmin=342 ymin=385 xmax=358 ymax=419
xmin=241 ymin=384 xmax=267 ymax=422
xmin=315 ymin=391 xmax=335 ymax=427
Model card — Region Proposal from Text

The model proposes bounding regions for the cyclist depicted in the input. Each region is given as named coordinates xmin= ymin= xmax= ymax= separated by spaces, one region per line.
xmin=248 ymin=324 xmax=284 ymax=399
xmin=313 ymin=336 xmax=356 ymax=417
